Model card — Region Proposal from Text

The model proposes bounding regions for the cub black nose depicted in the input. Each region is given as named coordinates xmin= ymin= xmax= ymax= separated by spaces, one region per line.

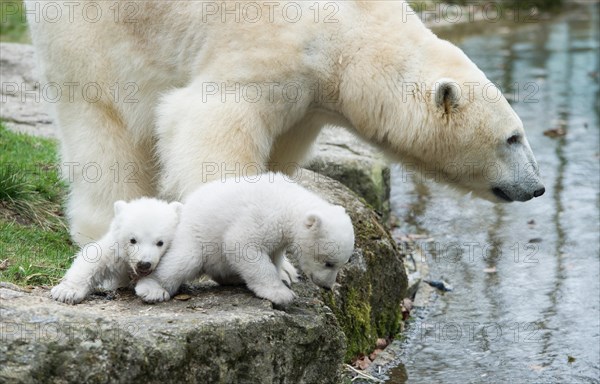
xmin=136 ymin=261 xmax=151 ymax=271
xmin=533 ymin=187 xmax=545 ymax=198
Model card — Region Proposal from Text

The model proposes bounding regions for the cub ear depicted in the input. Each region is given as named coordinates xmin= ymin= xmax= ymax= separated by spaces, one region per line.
xmin=170 ymin=201 xmax=183 ymax=217
xmin=434 ymin=78 xmax=461 ymax=115
xmin=113 ymin=200 xmax=127 ymax=216
xmin=304 ymin=211 xmax=323 ymax=230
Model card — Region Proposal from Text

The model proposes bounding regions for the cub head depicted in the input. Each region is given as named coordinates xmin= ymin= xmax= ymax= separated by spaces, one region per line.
xmin=111 ymin=198 xmax=183 ymax=277
xmin=295 ymin=205 xmax=355 ymax=289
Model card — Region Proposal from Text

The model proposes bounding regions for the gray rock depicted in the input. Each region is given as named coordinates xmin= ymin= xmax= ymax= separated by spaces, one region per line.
xmin=0 ymin=284 xmax=345 ymax=384
xmin=0 ymin=43 xmax=56 ymax=138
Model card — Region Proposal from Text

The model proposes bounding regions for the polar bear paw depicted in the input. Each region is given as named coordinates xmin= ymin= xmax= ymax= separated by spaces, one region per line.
xmin=255 ymin=284 xmax=297 ymax=306
xmin=51 ymin=282 xmax=88 ymax=305
xmin=135 ymin=278 xmax=170 ymax=303
xmin=279 ymin=257 xmax=299 ymax=288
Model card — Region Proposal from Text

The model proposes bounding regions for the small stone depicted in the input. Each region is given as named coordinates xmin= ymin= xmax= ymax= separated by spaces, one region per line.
xmin=543 ymin=127 xmax=566 ymax=138
xmin=424 ymin=280 xmax=453 ymax=292
xmin=174 ymin=294 xmax=192 ymax=301
xmin=369 ymin=349 xmax=382 ymax=361
xmin=354 ymin=356 xmax=371 ymax=370
xmin=375 ymin=338 xmax=388 ymax=349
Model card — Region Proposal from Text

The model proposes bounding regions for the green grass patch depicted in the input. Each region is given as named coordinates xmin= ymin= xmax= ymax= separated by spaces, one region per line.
xmin=0 ymin=123 xmax=75 ymax=286
xmin=0 ymin=0 xmax=29 ymax=43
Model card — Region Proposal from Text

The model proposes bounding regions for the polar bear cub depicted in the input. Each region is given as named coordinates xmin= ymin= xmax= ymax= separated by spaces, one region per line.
xmin=135 ymin=173 xmax=355 ymax=306
xmin=51 ymin=198 xmax=182 ymax=304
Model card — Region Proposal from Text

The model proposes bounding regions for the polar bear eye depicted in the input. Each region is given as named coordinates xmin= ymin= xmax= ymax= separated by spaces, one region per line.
xmin=325 ymin=262 xmax=335 ymax=268
xmin=507 ymin=135 xmax=520 ymax=145
xmin=130 ymin=238 xmax=137 ymax=245
xmin=156 ymin=240 xmax=164 ymax=247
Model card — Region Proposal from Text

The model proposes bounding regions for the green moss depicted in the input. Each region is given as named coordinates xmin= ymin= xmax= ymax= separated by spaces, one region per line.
xmin=323 ymin=202 xmax=407 ymax=361
xmin=321 ymin=207 xmax=407 ymax=361
xmin=324 ymin=286 xmax=376 ymax=360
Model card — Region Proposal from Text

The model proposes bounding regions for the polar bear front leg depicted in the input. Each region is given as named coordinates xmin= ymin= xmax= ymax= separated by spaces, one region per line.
xmin=56 ymin=102 xmax=157 ymax=245
xmin=134 ymin=277 xmax=170 ymax=303
xmin=155 ymin=80 xmax=308 ymax=200
xmin=51 ymin=236 xmax=115 ymax=304
xmin=225 ymin=244 xmax=296 ymax=306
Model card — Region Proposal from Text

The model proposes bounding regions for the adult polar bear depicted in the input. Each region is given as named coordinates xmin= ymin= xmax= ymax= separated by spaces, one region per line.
xmin=26 ymin=0 xmax=544 ymax=244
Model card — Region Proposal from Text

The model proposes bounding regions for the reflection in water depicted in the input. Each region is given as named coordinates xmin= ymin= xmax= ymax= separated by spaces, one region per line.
xmin=389 ymin=4 xmax=599 ymax=383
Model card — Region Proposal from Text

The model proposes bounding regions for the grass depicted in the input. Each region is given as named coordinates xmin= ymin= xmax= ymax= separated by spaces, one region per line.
xmin=0 ymin=0 xmax=28 ymax=43
xmin=0 ymin=123 xmax=76 ymax=286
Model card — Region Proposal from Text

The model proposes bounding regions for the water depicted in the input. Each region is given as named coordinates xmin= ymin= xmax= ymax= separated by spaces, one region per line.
xmin=389 ymin=4 xmax=600 ymax=383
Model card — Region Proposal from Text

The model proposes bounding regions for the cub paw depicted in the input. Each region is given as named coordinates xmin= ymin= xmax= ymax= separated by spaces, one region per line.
xmin=135 ymin=278 xmax=170 ymax=303
xmin=255 ymin=285 xmax=296 ymax=306
xmin=51 ymin=282 xmax=88 ymax=305
xmin=279 ymin=257 xmax=300 ymax=287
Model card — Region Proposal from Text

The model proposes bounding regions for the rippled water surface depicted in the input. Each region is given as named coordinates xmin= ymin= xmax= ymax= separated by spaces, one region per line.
xmin=389 ymin=4 xmax=599 ymax=383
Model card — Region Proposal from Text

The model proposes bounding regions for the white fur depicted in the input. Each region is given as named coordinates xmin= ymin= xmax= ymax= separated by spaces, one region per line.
xmin=51 ymin=198 xmax=182 ymax=304
xmin=135 ymin=173 xmax=355 ymax=306
xmin=26 ymin=0 xmax=544 ymax=244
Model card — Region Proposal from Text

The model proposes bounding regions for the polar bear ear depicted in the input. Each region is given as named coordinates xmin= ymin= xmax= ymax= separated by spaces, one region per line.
xmin=434 ymin=78 xmax=461 ymax=115
xmin=113 ymin=200 xmax=127 ymax=216
xmin=169 ymin=201 xmax=183 ymax=217
xmin=304 ymin=211 xmax=322 ymax=231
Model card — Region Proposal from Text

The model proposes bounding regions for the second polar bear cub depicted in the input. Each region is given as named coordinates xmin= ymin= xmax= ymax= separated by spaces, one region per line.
xmin=51 ymin=198 xmax=182 ymax=304
xmin=136 ymin=173 xmax=355 ymax=305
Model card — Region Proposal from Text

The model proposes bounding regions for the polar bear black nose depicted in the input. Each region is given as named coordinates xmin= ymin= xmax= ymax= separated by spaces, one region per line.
xmin=136 ymin=261 xmax=151 ymax=271
xmin=533 ymin=187 xmax=545 ymax=198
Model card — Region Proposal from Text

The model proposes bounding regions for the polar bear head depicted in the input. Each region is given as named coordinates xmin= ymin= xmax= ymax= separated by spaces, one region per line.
xmin=295 ymin=205 xmax=355 ymax=289
xmin=111 ymin=198 xmax=183 ymax=277
xmin=402 ymin=40 xmax=545 ymax=203
xmin=339 ymin=33 xmax=545 ymax=203
xmin=421 ymin=70 xmax=546 ymax=202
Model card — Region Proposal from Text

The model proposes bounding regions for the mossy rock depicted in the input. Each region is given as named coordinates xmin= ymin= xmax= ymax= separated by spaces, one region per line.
xmin=308 ymin=127 xmax=391 ymax=218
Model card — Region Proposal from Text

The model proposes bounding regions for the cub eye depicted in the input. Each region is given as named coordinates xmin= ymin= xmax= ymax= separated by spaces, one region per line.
xmin=325 ymin=262 xmax=335 ymax=268
xmin=130 ymin=238 xmax=137 ymax=245
xmin=507 ymin=135 xmax=520 ymax=145
xmin=156 ymin=240 xmax=164 ymax=247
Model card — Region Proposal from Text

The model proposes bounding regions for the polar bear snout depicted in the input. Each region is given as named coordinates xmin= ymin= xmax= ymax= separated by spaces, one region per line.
xmin=492 ymin=181 xmax=545 ymax=203
xmin=308 ymin=269 xmax=343 ymax=290
xmin=126 ymin=247 xmax=162 ymax=276
xmin=135 ymin=261 xmax=153 ymax=276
